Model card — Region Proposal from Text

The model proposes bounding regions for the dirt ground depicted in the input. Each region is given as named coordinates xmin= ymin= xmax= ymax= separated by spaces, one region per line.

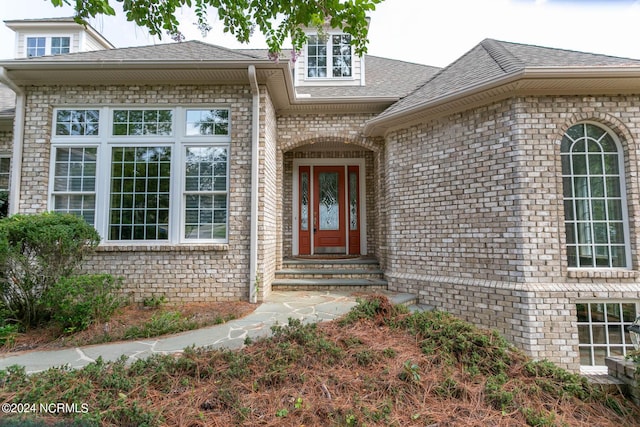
xmin=1 ymin=301 xmax=256 ymax=353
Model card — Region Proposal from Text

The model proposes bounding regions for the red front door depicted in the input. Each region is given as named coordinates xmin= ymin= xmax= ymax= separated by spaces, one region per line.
xmin=297 ymin=165 xmax=360 ymax=255
xmin=313 ymin=166 xmax=346 ymax=253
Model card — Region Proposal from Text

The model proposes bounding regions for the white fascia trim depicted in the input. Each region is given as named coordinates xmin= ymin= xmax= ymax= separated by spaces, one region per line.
xmin=0 ymin=67 xmax=24 ymax=215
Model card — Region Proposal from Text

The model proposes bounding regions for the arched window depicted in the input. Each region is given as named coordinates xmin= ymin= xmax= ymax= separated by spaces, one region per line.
xmin=561 ymin=123 xmax=630 ymax=268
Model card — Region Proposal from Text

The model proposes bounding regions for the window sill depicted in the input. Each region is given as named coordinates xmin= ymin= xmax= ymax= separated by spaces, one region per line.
xmin=96 ymin=243 xmax=229 ymax=252
xmin=567 ymin=269 xmax=640 ymax=279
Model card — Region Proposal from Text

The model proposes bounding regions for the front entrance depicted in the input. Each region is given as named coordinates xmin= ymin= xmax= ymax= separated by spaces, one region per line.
xmin=295 ymin=161 xmax=364 ymax=255
xmin=313 ymin=166 xmax=346 ymax=253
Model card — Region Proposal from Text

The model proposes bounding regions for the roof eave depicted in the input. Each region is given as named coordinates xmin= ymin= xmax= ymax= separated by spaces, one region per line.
xmin=0 ymin=58 xmax=399 ymax=114
xmin=364 ymin=66 xmax=640 ymax=137
xmin=279 ymin=96 xmax=399 ymax=115
xmin=0 ymin=59 xmax=274 ymax=70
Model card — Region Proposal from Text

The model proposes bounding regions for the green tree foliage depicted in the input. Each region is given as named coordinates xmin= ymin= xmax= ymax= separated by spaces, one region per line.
xmin=0 ymin=212 xmax=100 ymax=327
xmin=50 ymin=0 xmax=383 ymax=55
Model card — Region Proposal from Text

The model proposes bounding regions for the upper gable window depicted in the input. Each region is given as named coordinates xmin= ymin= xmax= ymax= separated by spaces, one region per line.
xmin=26 ymin=37 xmax=45 ymax=57
xmin=51 ymin=37 xmax=70 ymax=55
xmin=306 ymin=33 xmax=352 ymax=79
xmin=26 ymin=36 xmax=71 ymax=57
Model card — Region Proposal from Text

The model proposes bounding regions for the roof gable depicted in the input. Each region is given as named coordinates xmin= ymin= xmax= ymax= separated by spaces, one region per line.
xmin=297 ymin=55 xmax=440 ymax=99
xmin=367 ymin=39 xmax=640 ymax=134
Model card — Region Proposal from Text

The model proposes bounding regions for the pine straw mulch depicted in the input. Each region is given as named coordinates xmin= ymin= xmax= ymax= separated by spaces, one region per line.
xmin=153 ymin=315 xmax=640 ymax=426
xmin=1 ymin=301 xmax=255 ymax=353
xmin=1 ymin=295 xmax=639 ymax=426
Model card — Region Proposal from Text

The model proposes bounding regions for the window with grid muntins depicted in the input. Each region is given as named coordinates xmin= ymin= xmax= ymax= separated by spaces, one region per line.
xmin=307 ymin=35 xmax=328 ymax=78
xmin=113 ymin=109 xmax=173 ymax=136
xmin=55 ymin=110 xmax=100 ymax=136
xmin=332 ymin=34 xmax=352 ymax=77
xmin=52 ymin=147 xmax=97 ymax=225
xmin=50 ymin=107 xmax=229 ymax=243
xmin=0 ymin=157 xmax=10 ymax=192
xmin=560 ymin=123 xmax=630 ymax=268
xmin=306 ymin=33 xmax=352 ymax=79
xmin=26 ymin=37 xmax=45 ymax=57
xmin=577 ymin=302 xmax=639 ymax=368
xmin=51 ymin=37 xmax=70 ymax=55
xmin=109 ymin=147 xmax=171 ymax=241
xmin=184 ymin=147 xmax=228 ymax=240
xmin=0 ymin=157 xmax=10 ymax=218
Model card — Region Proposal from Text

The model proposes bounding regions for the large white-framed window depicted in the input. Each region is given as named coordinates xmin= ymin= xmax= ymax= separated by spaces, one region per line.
xmin=0 ymin=156 xmax=10 ymax=193
xmin=26 ymin=35 xmax=71 ymax=57
xmin=49 ymin=106 xmax=231 ymax=244
xmin=52 ymin=146 xmax=98 ymax=226
xmin=0 ymin=156 xmax=10 ymax=218
xmin=560 ymin=122 xmax=630 ymax=268
xmin=577 ymin=301 xmax=639 ymax=371
xmin=306 ymin=33 xmax=352 ymax=79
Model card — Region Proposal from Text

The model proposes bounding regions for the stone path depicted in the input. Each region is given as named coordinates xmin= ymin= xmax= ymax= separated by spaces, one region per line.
xmin=0 ymin=290 xmax=407 ymax=374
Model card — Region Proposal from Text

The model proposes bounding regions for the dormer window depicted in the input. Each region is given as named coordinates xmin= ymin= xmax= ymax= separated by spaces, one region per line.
xmin=51 ymin=37 xmax=70 ymax=55
xmin=306 ymin=34 xmax=352 ymax=78
xmin=26 ymin=37 xmax=46 ymax=57
xmin=26 ymin=36 xmax=71 ymax=57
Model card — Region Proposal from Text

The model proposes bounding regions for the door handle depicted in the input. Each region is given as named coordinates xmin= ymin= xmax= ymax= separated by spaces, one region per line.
xmin=314 ymin=211 xmax=317 ymax=233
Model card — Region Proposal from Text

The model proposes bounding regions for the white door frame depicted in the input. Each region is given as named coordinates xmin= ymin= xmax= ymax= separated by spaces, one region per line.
xmin=292 ymin=158 xmax=367 ymax=256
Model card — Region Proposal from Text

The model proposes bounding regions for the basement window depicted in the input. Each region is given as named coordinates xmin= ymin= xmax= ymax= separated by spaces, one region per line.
xmin=577 ymin=301 xmax=639 ymax=371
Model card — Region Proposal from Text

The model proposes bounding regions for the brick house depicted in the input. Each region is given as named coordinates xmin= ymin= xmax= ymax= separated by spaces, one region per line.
xmin=1 ymin=18 xmax=640 ymax=373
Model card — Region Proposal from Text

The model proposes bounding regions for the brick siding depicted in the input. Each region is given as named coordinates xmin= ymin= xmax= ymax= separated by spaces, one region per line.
xmin=19 ymin=85 xmax=254 ymax=302
xmin=384 ymin=96 xmax=640 ymax=371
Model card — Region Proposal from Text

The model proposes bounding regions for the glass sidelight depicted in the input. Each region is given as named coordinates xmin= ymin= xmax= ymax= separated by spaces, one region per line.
xmin=318 ymin=172 xmax=340 ymax=230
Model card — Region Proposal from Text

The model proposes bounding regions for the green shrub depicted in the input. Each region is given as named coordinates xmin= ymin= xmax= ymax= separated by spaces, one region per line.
xmin=0 ymin=324 xmax=19 ymax=347
xmin=124 ymin=311 xmax=198 ymax=339
xmin=43 ymin=274 xmax=126 ymax=332
xmin=143 ymin=294 xmax=167 ymax=308
xmin=0 ymin=212 xmax=100 ymax=327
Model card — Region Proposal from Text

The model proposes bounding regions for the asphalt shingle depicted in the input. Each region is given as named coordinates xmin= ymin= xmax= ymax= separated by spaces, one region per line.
xmin=377 ymin=38 xmax=640 ymax=120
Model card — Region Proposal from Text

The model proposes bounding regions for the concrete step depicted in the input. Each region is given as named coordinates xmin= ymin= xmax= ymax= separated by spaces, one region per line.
xmin=275 ymin=268 xmax=384 ymax=279
xmin=282 ymin=257 xmax=381 ymax=270
xmin=583 ymin=373 xmax=629 ymax=395
xmin=272 ymin=278 xmax=388 ymax=291
xmin=388 ymin=292 xmax=418 ymax=306
xmin=406 ymin=303 xmax=435 ymax=313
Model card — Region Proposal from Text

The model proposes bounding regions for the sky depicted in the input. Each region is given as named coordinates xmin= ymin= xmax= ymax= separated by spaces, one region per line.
xmin=0 ymin=0 xmax=640 ymax=67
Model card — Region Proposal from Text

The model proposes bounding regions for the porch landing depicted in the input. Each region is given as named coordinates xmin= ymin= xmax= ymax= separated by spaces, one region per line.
xmin=273 ymin=256 xmax=388 ymax=291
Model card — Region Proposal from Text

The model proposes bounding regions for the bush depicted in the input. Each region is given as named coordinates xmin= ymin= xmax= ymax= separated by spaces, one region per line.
xmin=0 ymin=212 xmax=100 ymax=327
xmin=124 ymin=311 xmax=198 ymax=339
xmin=43 ymin=274 xmax=126 ymax=333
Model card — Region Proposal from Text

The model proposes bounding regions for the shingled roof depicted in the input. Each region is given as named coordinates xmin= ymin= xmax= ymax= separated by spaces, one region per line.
xmin=9 ymin=41 xmax=439 ymax=100
xmin=298 ymin=56 xmax=440 ymax=98
xmin=376 ymin=38 xmax=640 ymax=120
xmin=237 ymin=50 xmax=440 ymax=98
